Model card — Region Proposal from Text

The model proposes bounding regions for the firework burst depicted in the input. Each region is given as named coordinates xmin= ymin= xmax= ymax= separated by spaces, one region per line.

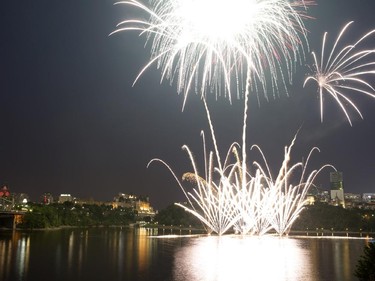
xmin=148 ymin=103 xmax=332 ymax=236
xmin=114 ymin=0 xmax=333 ymax=236
xmin=112 ymin=0 xmax=312 ymax=108
xmin=304 ymin=21 xmax=375 ymax=126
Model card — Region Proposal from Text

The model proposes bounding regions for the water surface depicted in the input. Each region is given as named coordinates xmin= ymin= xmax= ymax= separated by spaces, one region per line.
xmin=0 ymin=228 xmax=369 ymax=281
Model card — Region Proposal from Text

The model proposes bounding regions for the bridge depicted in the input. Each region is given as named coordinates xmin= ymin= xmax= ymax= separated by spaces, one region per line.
xmin=0 ymin=211 xmax=25 ymax=229
xmin=0 ymin=197 xmax=26 ymax=229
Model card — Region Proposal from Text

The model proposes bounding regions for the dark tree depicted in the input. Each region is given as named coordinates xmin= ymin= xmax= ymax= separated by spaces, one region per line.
xmin=155 ymin=204 xmax=201 ymax=227
xmin=355 ymin=242 xmax=375 ymax=281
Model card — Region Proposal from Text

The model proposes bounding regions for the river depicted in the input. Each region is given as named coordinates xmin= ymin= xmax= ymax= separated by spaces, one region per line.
xmin=0 ymin=227 xmax=371 ymax=281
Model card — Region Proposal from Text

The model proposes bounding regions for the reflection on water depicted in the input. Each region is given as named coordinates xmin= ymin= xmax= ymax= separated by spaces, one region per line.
xmin=0 ymin=229 xmax=369 ymax=281
xmin=307 ymin=237 xmax=367 ymax=281
xmin=0 ymin=228 xmax=157 ymax=281
xmin=67 ymin=227 xmax=156 ymax=280
xmin=173 ymin=236 xmax=314 ymax=281
xmin=172 ymin=235 xmax=370 ymax=281
xmin=0 ymin=231 xmax=30 ymax=281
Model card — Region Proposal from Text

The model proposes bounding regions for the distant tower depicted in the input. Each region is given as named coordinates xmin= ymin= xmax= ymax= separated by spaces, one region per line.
xmin=330 ymin=172 xmax=345 ymax=207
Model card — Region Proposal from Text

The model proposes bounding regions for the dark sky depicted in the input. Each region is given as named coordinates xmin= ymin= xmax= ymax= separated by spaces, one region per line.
xmin=1 ymin=0 xmax=375 ymax=209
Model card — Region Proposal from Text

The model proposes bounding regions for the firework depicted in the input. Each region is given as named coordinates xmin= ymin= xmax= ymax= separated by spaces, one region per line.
xmin=114 ymin=0 xmax=330 ymax=236
xmin=251 ymin=137 xmax=333 ymax=235
xmin=112 ymin=0 xmax=311 ymax=108
xmin=149 ymin=104 xmax=332 ymax=236
xmin=304 ymin=21 xmax=375 ymax=125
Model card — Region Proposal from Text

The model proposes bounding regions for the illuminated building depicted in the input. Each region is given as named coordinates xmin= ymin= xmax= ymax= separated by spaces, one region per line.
xmin=343 ymin=193 xmax=361 ymax=208
xmin=135 ymin=199 xmax=156 ymax=217
xmin=58 ymin=194 xmax=74 ymax=203
xmin=362 ymin=193 xmax=375 ymax=203
xmin=112 ymin=193 xmax=155 ymax=218
xmin=330 ymin=172 xmax=345 ymax=207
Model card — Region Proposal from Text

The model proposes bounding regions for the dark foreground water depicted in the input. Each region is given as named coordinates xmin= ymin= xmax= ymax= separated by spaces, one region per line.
xmin=0 ymin=227 xmax=371 ymax=281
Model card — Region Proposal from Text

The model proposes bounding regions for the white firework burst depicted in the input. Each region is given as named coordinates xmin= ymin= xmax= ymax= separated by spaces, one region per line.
xmin=304 ymin=21 xmax=375 ymax=125
xmin=112 ymin=0 xmax=311 ymax=108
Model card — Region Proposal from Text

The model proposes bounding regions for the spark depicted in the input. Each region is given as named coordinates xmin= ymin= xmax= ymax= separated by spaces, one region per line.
xmin=304 ymin=21 xmax=375 ymax=126
xmin=112 ymin=0 xmax=312 ymax=108
xmin=148 ymin=103 xmax=333 ymax=236
xmin=115 ymin=0 xmax=323 ymax=236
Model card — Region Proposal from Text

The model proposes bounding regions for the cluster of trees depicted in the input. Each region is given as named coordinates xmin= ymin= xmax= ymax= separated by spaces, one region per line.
xmin=154 ymin=204 xmax=201 ymax=228
xmin=355 ymin=242 xmax=375 ymax=281
xmin=18 ymin=202 xmax=136 ymax=229
xmin=154 ymin=203 xmax=375 ymax=233
xmin=16 ymin=201 xmax=375 ymax=232
xmin=293 ymin=203 xmax=375 ymax=232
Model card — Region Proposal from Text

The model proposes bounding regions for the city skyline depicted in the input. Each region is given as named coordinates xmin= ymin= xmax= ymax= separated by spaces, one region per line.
xmin=1 ymin=0 xmax=375 ymax=209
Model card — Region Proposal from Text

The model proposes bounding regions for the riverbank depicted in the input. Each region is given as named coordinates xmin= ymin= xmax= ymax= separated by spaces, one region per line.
xmin=0 ymin=224 xmax=134 ymax=232
xmin=2 ymin=224 xmax=374 ymax=239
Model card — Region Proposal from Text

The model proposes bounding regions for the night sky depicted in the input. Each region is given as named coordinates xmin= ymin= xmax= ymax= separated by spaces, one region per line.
xmin=1 ymin=0 xmax=375 ymax=209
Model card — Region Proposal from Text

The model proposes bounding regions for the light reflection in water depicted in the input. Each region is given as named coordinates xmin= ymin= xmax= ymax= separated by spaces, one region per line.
xmin=16 ymin=234 xmax=30 ymax=279
xmin=0 ymin=231 xmax=30 ymax=281
xmin=333 ymin=239 xmax=354 ymax=281
xmin=173 ymin=236 xmax=315 ymax=281
xmin=137 ymin=227 xmax=151 ymax=270
xmin=0 ymin=230 xmax=369 ymax=281
xmin=68 ymin=231 xmax=74 ymax=273
xmin=0 ymin=235 xmax=12 ymax=280
xmin=123 ymin=227 xmax=155 ymax=277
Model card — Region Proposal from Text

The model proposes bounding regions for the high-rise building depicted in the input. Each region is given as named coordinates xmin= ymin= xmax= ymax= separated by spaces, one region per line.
xmin=330 ymin=172 xmax=345 ymax=207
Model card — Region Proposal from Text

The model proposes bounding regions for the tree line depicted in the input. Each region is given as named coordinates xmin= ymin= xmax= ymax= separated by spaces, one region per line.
xmin=17 ymin=202 xmax=136 ymax=229
xmin=155 ymin=203 xmax=375 ymax=233
xmin=16 ymin=201 xmax=375 ymax=232
xmin=293 ymin=203 xmax=375 ymax=233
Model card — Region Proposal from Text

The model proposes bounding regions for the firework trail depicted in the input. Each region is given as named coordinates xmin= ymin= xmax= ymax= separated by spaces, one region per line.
xmin=149 ymin=103 xmax=332 ymax=236
xmin=251 ymin=137 xmax=333 ymax=235
xmin=304 ymin=21 xmax=375 ymax=126
xmin=114 ymin=0 xmax=332 ymax=235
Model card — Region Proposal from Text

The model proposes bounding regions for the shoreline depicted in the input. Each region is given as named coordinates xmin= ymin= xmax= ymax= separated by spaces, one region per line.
xmin=2 ymin=225 xmax=374 ymax=239
xmin=0 ymin=224 xmax=132 ymax=232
